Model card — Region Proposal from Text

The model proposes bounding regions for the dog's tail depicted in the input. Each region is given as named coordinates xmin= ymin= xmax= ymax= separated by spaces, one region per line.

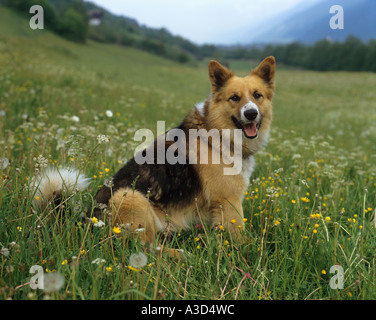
xmin=32 ymin=167 xmax=91 ymax=210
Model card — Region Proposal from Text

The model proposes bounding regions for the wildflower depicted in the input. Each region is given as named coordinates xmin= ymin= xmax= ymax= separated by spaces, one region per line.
xmin=322 ymin=270 xmax=326 ymax=275
xmin=128 ymin=265 xmax=141 ymax=272
xmin=106 ymin=266 xmax=113 ymax=272
xmin=113 ymin=226 xmax=121 ymax=234
xmin=43 ymin=272 xmax=65 ymax=293
xmin=91 ymin=217 xmax=98 ymax=224
xmin=314 ymin=224 xmax=319 ymax=228
xmin=325 ymin=217 xmax=331 ymax=222
xmin=218 ymin=225 xmax=224 ymax=230
xmin=91 ymin=258 xmax=106 ymax=265
xmin=313 ymin=229 xmax=318 ymax=234
xmin=71 ymin=115 xmax=80 ymax=123
xmin=97 ymin=134 xmax=109 ymax=144
xmin=230 ymin=219 xmax=236 ymax=224
xmin=243 ymin=218 xmax=248 ymax=222
xmin=35 ymin=196 xmax=40 ymax=201
xmin=0 ymin=157 xmax=9 ymax=170
xmin=61 ymin=259 xmax=68 ymax=266
xmin=105 ymin=168 xmax=110 ymax=173
xmin=105 ymin=110 xmax=113 ymax=117
xmin=17 ymin=226 xmax=22 ymax=232
xmin=93 ymin=219 xmax=105 ymax=227
xmin=194 ymin=237 xmax=200 ymax=242
xmin=301 ymin=197 xmax=310 ymax=203
xmin=291 ymin=200 xmax=296 ymax=204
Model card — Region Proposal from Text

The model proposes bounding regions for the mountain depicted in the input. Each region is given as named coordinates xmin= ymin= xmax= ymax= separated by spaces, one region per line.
xmin=244 ymin=0 xmax=376 ymax=44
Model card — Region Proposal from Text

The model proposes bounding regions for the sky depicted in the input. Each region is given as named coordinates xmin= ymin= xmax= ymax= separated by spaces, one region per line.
xmin=88 ymin=0 xmax=324 ymax=44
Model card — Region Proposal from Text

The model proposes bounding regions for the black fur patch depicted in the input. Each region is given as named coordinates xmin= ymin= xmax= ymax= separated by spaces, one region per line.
xmin=93 ymin=122 xmax=202 ymax=214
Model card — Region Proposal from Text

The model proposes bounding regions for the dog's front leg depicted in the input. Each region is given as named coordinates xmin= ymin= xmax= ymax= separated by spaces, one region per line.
xmin=210 ymin=198 xmax=244 ymax=241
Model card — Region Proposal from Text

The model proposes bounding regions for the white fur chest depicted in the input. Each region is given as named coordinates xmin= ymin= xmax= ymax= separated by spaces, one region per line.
xmin=240 ymin=156 xmax=255 ymax=185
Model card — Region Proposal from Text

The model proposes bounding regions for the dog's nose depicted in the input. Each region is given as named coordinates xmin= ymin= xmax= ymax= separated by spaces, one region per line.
xmin=244 ymin=109 xmax=258 ymax=121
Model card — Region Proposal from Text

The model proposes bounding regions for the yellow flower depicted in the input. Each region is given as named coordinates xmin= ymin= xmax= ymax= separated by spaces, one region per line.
xmin=224 ymin=240 xmax=229 ymax=246
xmin=321 ymin=270 xmax=326 ymax=275
xmin=105 ymin=168 xmax=110 ymax=173
xmin=230 ymin=219 xmax=236 ymax=224
xmin=194 ymin=237 xmax=200 ymax=242
xmin=92 ymin=217 xmax=98 ymax=224
xmin=113 ymin=226 xmax=121 ymax=234
xmin=219 ymin=225 xmax=224 ymax=230
xmin=291 ymin=200 xmax=296 ymax=204
xmin=242 ymin=218 xmax=248 ymax=222
xmin=324 ymin=217 xmax=331 ymax=222
xmin=35 ymin=196 xmax=40 ymax=201
xmin=314 ymin=224 xmax=319 ymax=228
xmin=17 ymin=226 xmax=22 ymax=231
xmin=61 ymin=259 xmax=68 ymax=265
xmin=106 ymin=266 xmax=112 ymax=272
xmin=301 ymin=197 xmax=310 ymax=203
xmin=313 ymin=229 xmax=318 ymax=234
xmin=128 ymin=265 xmax=141 ymax=272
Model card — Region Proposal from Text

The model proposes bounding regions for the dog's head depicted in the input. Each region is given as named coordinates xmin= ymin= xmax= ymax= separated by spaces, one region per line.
xmin=205 ymin=57 xmax=276 ymax=155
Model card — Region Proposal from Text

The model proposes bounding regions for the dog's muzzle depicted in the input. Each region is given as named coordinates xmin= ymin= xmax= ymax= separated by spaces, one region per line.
xmin=232 ymin=102 xmax=262 ymax=139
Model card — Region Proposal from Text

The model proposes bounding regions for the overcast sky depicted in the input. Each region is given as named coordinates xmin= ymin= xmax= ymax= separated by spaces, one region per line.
xmin=88 ymin=0 xmax=323 ymax=44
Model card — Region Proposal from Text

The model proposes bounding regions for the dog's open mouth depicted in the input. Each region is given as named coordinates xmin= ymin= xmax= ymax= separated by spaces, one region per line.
xmin=231 ymin=116 xmax=261 ymax=139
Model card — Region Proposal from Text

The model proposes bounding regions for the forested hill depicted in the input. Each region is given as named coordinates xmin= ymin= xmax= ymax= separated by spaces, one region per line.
xmin=2 ymin=0 xmax=375 ymax=72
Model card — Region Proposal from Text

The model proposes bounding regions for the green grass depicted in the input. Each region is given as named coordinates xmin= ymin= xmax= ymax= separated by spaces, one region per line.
xmin=1 ymin=6 xmax=376 ymax=300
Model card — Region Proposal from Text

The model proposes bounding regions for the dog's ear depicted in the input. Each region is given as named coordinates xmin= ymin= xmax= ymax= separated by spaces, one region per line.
xmin=252 ymin=56 xmax=276 ymax=88
xmin=208 ymin=60 xmax=233 ymax=91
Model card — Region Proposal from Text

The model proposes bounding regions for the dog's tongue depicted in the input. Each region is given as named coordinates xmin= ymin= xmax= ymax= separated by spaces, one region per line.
xmin=243 ymin=123 xmax=257 ymax=137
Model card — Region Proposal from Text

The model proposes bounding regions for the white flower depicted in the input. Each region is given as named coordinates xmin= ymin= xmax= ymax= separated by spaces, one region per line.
xmin=129 ymin=252 xmax=147 ymax=269
xmin=0 ymin=157 xmax=9 ymax=169
xmin=43 ymin=272 xmax=65 ymax=293
xmin=105 ymin=110 xmax=113 ymax=117
xmin=91 ymin=258 xmax=106 ymax=265
xmin=97 ymin=134 xmax=109 ymax=144
xmin=93 ymin=219 xmax=105 ymax=228
xmin=71 ymin=116 xmax=80 ymax=123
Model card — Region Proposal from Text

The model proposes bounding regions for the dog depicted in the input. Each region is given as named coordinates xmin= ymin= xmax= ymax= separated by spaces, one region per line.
xmin=34 ymin=57 xmax=276 ymax=254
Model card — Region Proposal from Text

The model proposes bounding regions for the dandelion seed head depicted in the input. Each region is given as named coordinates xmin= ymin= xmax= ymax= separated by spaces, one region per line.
xmin=129 ymin=252 xmax=147 ymax=269
xmin=43 ymin=272 xmax=65 ymax=293
xmin=0 ymin=157 xmax=9 ymax=169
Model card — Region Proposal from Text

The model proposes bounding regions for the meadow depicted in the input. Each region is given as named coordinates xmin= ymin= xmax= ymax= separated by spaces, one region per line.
xmin=1 ymin=7 xmax=376 ymax=300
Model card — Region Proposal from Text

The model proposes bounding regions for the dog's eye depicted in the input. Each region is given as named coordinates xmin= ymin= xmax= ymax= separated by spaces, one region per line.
xmin=253 ymin=92 xmax=263 ymax=99
xmin=229 ymin=94 xmax=240 ymax=102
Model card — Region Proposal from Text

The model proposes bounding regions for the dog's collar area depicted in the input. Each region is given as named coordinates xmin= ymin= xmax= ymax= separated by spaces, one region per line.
xmin=231 ymin=116 xmax=261 ymax=139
